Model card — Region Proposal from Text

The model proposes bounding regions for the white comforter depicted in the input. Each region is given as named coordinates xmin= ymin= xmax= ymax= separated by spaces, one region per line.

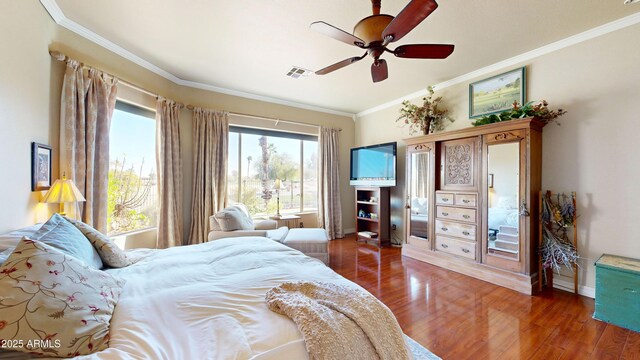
xmin=77 ymin=237 xmax=355 ymax=360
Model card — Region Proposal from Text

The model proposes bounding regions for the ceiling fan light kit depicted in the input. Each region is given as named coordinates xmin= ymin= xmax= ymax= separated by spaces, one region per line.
xmin=310 ymin=0 xmax=454 ymax=83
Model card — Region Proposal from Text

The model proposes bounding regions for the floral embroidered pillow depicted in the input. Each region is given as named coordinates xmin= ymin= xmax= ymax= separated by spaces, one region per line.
xmin=64 ymin=217 xmax=132 ymax=268
xmin=0 ymin=238 xmax=125 ymax=357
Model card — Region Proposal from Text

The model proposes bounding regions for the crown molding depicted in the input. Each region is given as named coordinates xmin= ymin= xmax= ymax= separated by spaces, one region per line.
xmin=357 ymin=11 xmax=640 ymax=118
xmin=39 ymin=0 xmax=355 ymax=118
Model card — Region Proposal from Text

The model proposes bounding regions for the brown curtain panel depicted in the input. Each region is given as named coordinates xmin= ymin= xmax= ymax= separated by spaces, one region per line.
xmin=60 ymin=62 xmax=117 ymax=233
xmin=318 ymin=127 xmax=344 ymax=239
xmin=188 ymin=108 xmax=229 ymax=245
xmin=156 ymin=98 xmax=183 ymax=248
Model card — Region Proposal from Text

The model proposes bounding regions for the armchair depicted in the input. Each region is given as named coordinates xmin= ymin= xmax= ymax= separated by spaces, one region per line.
xmin=207 ymin=204 xmax=284 ymax=241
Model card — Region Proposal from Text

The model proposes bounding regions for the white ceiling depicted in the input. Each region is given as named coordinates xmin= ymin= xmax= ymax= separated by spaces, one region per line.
xmin=51 ymin=0 xmax=639 ymax=115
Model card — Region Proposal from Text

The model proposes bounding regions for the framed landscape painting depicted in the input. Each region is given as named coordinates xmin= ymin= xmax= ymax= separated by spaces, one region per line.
xmin=469 ymin=67 xmax=526 ymax=118
xmin=31 ymin=142 xmax=52 ymax=191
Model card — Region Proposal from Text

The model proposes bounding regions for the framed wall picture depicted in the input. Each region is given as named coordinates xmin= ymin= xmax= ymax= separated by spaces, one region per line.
xmin=469 ymin=67 xmax=526 ymax=118
xmin=31 ymin=142 xmax=52 ymax=191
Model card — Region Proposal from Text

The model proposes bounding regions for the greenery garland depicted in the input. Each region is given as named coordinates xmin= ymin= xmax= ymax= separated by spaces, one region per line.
xmin=472 ymin=100 xmax=566 ymax=127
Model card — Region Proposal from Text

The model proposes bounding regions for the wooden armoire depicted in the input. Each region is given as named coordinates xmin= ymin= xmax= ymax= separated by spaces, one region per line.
xmin=403 ymin=118 xmax=543 ymax=294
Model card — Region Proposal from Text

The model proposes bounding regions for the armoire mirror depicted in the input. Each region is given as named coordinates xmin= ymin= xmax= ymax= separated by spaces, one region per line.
xmin=409 ymin=152 xmax=430 ymax=240
xmin=486 ymin=142 xmax=520 ymax=259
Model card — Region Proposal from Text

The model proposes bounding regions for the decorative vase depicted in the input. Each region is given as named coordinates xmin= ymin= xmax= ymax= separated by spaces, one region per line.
xmin=422 ymin=117 xmax=432 ymax=135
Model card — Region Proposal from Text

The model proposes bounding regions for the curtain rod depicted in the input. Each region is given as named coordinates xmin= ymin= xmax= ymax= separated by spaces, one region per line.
xmin=50 ymin=50 xmax=341 ymax=131
xmin=49 ymin=50 xmax=185 ymax=107
xmin=228 ymin=112 xmax=341 ymax=132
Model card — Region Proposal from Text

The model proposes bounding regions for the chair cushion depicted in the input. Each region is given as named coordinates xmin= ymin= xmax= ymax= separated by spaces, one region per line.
xmin=31 ymin=214 xmax=103 ymax=269
xmin=65 ymin=218 xmax=132 ymax=268
xmin=209 ymin=215 xmax=222 ymax=232
xmin=215 ymin=206 xmax=254 ymax=231
xmin=0 ymin=238 xmax=125 ymax=357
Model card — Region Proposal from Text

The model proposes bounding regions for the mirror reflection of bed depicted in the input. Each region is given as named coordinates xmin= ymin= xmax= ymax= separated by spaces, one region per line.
xmin=409 ymin=152 xmax=430 ymax=240
xmin=410 ymin=197 xmax=429 ymax=238
xmin=487 ymin=142 xmax=520 ymax=258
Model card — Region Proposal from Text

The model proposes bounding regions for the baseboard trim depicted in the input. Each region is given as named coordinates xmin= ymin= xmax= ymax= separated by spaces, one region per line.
xmin=552 ymin=278 xmax=595 ymax=299
xmin=344 ymin=228 xmax=356 ymax=235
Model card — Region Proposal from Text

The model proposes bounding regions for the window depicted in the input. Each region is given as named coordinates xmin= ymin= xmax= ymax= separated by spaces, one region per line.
xmin=107 ymin=101 xmax=157 ymax=235
xmin=228 ymin=127 xmax=318 ymax=217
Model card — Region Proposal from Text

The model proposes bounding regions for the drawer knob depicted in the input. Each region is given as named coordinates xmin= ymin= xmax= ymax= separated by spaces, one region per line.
xmin=463 ymin=199 xmax=470 ymax=203
xmin=442 ymin=212 xmax=449 ymax=216
xmin=441 ymin=227 xmax=448 ymax=231
xmin=442 ymin=198 xmax=449 ymax=202
xmin=463 ymin=215 xmax=470 ymax=219
xmin=462 ymin=248 xmax=470 ymax=253
xmin=463 ymin=231 xmax=470 ymax=236
xmin=441 ymin=243 xmax=449 ymax=248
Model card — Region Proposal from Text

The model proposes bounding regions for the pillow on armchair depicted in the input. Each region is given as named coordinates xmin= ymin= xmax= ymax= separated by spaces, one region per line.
xmin=214 ymin=206 xmax=254 ymax=231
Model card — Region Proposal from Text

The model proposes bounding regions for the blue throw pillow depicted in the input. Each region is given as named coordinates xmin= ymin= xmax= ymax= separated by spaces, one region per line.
xmin=31 ymin=214 xmax=103 ymax=269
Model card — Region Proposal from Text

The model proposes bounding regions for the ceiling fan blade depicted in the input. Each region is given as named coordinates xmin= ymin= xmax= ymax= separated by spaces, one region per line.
xmin=310 ymin=21 xmax=366 ymax=48
xmin=394 ymin=44 xmax=454 ymax=59
xmin=382 ymin=0 xmax=438 ymax=44
xmin=371 ymin=59 xmax=388 ymax=83
xmin=316 ymin=54 xmax=366 ymax=75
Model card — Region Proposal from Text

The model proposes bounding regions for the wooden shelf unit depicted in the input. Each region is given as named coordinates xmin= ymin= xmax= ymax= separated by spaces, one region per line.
xmin=355 ymin=187 xmax=390 ymax=247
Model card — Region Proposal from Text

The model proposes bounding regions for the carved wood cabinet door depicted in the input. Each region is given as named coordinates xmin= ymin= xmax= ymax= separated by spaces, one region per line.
xmin=440 ymin=137 xmax=479 ymax=191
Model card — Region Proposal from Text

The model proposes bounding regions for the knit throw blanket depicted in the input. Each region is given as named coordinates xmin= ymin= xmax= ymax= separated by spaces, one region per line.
xmin=265 ymin=281 xmax=411 ymax=360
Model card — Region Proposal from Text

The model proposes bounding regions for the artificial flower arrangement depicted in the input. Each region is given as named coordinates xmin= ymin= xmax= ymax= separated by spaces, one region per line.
xmin=396 ymin=86 xmax=454 ymax=135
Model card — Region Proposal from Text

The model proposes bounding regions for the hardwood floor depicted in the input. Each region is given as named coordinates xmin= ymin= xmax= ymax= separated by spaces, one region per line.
xmin=328 ymin=235 xmax=640 ymax=359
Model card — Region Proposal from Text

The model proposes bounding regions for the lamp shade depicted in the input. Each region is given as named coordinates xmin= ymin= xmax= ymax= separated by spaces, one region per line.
xmin=42 ymin=176 xmax=86 ymax=204
xmin=273 ymin=179 xmax=282 ymax=189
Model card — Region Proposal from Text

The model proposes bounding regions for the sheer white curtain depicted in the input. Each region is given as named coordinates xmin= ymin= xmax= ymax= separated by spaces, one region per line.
xmin=318 ymin=127 xmax=344 ymax=239
xmin=60 ymin=60 xmax=117 ymax=232
xmin=156 ymin=98 xmax=183 ymax=248
xmin=188 ymin=108 xmax=229 ymax=245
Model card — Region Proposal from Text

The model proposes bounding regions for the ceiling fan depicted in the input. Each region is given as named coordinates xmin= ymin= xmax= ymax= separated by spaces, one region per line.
xmin=311 ymin=0 xmax=454 ymax=83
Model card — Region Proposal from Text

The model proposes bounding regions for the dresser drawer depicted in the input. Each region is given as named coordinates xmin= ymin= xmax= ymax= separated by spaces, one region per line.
xmin=435 ymin=236 xmax=476 ymax=260
xmin=455 ymin=193 xmax=477 ymax=207
xmin=435 ymin=219 xmax=476 ymax=241
xmin=436 ymin=206 xmax=476 ymax=223
xmin=435 ymin=192 xmax=454 ymax=205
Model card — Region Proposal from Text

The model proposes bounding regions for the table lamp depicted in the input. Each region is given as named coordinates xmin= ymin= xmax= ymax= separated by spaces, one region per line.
xmin=41 ymin=173 xmax=86 ymax=217
xmin=273 ymin=178 xmax=282 ymax=219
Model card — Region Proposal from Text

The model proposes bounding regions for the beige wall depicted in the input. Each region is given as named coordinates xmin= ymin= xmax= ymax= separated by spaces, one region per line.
xmin=0 ymin=1 xmax=58 ymax=232
xmin=357 ymin=23 xmax=640 ymax=290
xmin=0 ymin=2 xmax=355 ymax=243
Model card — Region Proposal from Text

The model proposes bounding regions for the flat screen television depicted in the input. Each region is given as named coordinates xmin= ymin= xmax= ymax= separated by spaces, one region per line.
xmin=350 ymin=142 xmax=397 ymax=187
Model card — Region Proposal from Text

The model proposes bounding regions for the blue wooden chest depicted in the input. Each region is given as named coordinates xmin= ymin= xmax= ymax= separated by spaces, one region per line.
xmin=594 ymin=254 xmax=640 ymax=332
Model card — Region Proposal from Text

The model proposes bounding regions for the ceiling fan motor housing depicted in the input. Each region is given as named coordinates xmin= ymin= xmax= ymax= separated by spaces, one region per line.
xmin=353 ymin=15 xmax=394 ymax=45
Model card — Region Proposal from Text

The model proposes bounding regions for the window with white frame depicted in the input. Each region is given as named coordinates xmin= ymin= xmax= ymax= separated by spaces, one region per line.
xmin=227 ymin=126 xmax=318 ymax=217
xmin=107 ymin=101 xmax=157 ymax=235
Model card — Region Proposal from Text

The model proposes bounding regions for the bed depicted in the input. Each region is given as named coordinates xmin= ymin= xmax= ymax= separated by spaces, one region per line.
xmin=0 ymin=228 xmax=437 ymax=359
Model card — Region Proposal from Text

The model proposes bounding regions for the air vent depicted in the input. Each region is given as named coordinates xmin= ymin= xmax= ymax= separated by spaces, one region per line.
xmin=286 ymin=66 xmax=313 ymax=79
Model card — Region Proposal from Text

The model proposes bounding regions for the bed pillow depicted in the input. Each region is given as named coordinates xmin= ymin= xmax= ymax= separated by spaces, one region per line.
xmin=0 ymin=247 xmax=14 ymax=266
xmin=31 ymin=214 xmax=103 ymax=269
xmin=0 ymin=223 xmax=43 ymax=251
xmin=65 ymin=218 xmax=132 ymax=268
xmin=215 ymin=206 xmax=254 ymax=231
xmin=0 ymin=238 xmax=125 ymax=357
